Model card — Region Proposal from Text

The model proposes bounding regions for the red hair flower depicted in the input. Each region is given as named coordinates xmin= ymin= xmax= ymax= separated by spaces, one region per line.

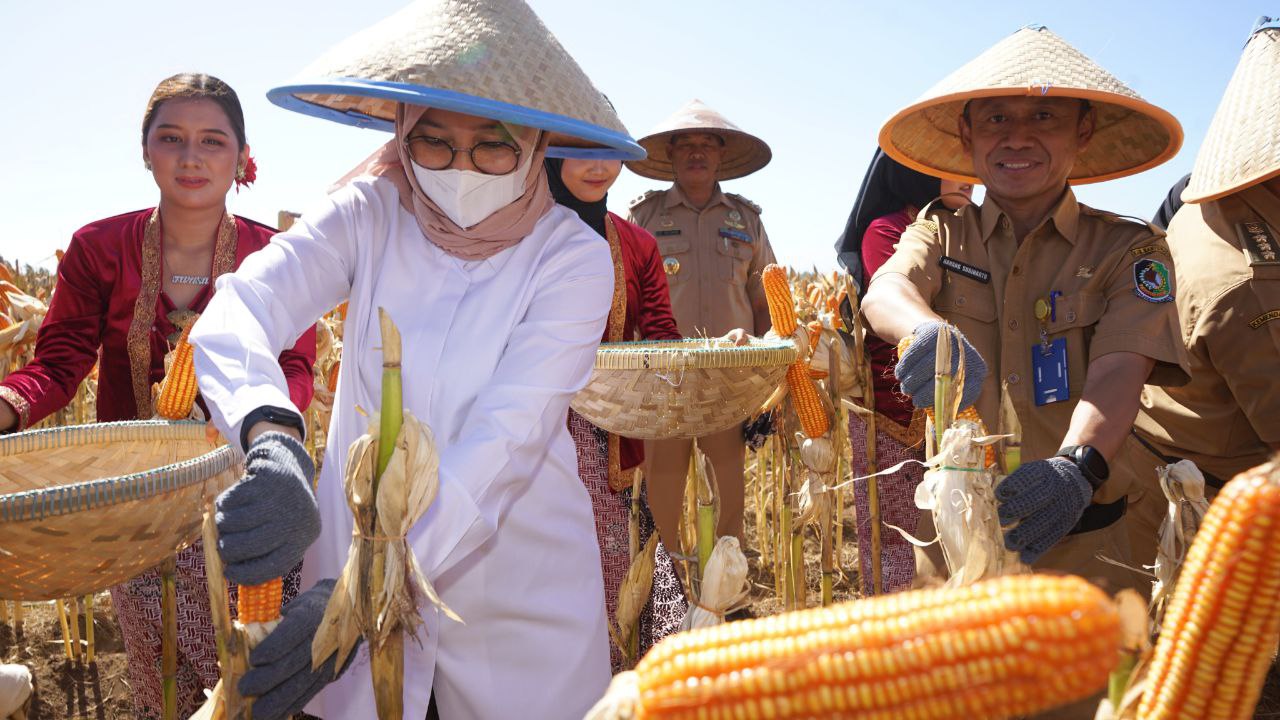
xmin=235 ymin=149 xmax=258 ymax=192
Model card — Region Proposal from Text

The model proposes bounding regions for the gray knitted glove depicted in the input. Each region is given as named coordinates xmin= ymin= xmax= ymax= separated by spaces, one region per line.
xmin=995 ymin=457 xmax=1093 ymax=563
xmin=893 ymin=321 xmax=987 ymax=410
xmin=239 ymin=579 xmax=359 ymax=720
xmin=215 ymin=431 xmax=320 ymax=585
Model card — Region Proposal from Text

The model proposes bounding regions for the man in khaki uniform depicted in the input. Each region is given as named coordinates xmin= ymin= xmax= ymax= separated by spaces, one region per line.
xmin=864 ymin=19 xmax=1187 ymax=635
xmin=625 ymin=99 xmax=776 ymax=549
xmin=1119 ymin=17 xmax=1280 ymax=569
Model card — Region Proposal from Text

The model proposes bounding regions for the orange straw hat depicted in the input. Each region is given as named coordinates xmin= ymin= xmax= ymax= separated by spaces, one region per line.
xmin=1183 ymin=18 xmax=1280 ymax=203
xmin=626 ymin=99 xmax=771 ymax=181
xmin=879 ymin=25 xmax=1182 ymax=185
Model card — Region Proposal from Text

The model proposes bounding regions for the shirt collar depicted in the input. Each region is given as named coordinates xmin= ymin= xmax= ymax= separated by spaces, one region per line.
xmin=980 ymin=187 xmax=1080 ymax=245
xmin=664 ymin=183 xmax=730 ymax=211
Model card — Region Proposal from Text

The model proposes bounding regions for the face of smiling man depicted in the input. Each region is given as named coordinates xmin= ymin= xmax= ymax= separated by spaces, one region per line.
xmin=958 ymin=96 xmax=1095 ymax=215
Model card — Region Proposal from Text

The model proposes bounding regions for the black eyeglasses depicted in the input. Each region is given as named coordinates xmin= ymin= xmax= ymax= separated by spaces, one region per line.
xmin=405 ymin=135 xmax=522 ymax=175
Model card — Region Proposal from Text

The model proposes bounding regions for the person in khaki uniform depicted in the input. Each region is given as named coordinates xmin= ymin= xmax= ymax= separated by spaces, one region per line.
xmin=862 ymin=28 xmax=1188 ymax=718
xmin=1119 ymin=17 xmax=1280 ymax=571
xmin=625 ymin=99 xmax=775 ymax=549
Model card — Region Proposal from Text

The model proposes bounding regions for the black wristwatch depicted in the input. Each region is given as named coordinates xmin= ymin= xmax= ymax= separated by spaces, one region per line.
xmin=240 ymin=405 xmax=306 ymax=452
xmin=1056 ymin=445 xmax=1110 ymax=492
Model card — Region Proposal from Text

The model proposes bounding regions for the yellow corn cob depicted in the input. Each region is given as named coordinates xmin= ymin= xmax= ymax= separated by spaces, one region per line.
xmin=761 ymin=265 xmax=797 ymax=336
xmin=155 ymin=323 xmax=198 ymax=420
xmin=237 ymin=578 xmax=283 ymax=625
xmin=628 ymin=574 xmax=1119 ymax=719
xmin=1137 ymin=458 xmax=1280 ymax=720
xmin=762 ymin=265 xmax=829 ymax=437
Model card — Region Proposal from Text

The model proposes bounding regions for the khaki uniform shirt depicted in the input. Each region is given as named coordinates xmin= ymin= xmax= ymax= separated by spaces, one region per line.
xmin=626 ymin=184 xmax=776 ymax=337
xmin=1131 ymin=183 xmax=1280 ymax=483
xmin=874 ymin=189 xmax=1189 ymax=501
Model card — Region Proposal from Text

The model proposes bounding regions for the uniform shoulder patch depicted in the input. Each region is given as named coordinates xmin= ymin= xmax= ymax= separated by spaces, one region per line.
xmin=629 ymin=190 xmax=662 ymax=209
xmin=1237 ymin=220 xmax=1280 ymax=266
xmin=1133 ymin=258 xmax=1174 ymax=303
xmin=726 ymin=193 xmax=762 ymax=215
xmin=1249 ymin=309 xmax=1280 ymax=329
xmin=1129 ymin=244 xmax=1163 ymax=258
xmin=908 ymin=218 xmax=940 ymax=237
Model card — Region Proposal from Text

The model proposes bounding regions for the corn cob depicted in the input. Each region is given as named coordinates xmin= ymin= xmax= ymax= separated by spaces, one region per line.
xmin=762 ymin=264 xmax=829 ymax=438
xmin=1137 ymin=458 xmax=1280 ymax=720
xmin=155 ymin=323 xmax=198 ymax=420
xmin=237 ymin=579 xmax=283 ymax=626
xmin=590 ymin=574 xmax=1120 ymax=720
xmin=761 ymin=265 xmax=797 ymax=336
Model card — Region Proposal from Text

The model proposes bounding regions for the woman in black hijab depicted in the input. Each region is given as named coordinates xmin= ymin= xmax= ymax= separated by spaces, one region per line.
xmin=544 ymin=155 xmax=689 ymax=673
xmin=835 ymin=148 xmax=972 ymax=595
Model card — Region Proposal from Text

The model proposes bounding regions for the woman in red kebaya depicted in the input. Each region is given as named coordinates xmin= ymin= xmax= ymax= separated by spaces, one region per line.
xmin=0 ymin=73 xmax=316 ymax=719
xmin=547 ymin=156 xmax=690 ymax=671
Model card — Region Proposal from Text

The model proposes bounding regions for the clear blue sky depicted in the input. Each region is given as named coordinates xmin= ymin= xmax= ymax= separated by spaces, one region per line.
xmin=0 ymin=1 xmax=1270 ymax=271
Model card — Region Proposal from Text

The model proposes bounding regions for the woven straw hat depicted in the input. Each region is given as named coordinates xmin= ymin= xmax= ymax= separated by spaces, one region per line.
xmin=879 ymin=25 xmax=1182 ymax=185
xmin=626 ymin=99 xmax=772 ymax=181
xmin=267 ymin=0 xmax=643 ymax=160
xmin=1184 ymin=18 xmax=1280 ymax=203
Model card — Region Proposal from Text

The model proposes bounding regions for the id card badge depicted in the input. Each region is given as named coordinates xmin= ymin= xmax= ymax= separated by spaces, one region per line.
xmin=1031 ymin=338 xmax=1069 ymax=406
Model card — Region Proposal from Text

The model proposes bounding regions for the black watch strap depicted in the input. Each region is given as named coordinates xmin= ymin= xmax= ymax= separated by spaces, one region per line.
xmin=240 ymin=405 xmax=306 ymax=452
xmin=1057 ymin=444 xmax=1110 ymax=492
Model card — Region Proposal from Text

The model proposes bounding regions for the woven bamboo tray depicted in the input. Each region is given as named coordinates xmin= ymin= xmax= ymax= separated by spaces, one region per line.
xmin=0 ymin=421 xmax=239 ymax=600
xmin=571 ymin=338 xmax=797 ymax=440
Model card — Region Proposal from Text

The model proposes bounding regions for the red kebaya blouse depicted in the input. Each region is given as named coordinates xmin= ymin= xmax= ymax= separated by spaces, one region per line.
xmin=0 ymin=209 xmax=316 ymax=430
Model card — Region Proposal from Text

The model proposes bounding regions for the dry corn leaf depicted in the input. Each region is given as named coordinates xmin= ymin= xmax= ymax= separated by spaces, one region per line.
xmin=1149 ymin=459 xmax=1209 ymax=626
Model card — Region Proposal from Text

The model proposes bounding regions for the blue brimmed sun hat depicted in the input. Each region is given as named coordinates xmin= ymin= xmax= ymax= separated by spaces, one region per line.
xmin=879 ymin=25 xmax=1182 ymax=185
xmin=268 ymin=0 xmax=643 ymax=160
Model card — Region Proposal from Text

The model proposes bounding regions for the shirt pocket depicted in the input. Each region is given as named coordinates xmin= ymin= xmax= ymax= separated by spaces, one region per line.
xmin=716 ymin=238 xmax=754 ymax=285
xmin=657 ymin=238 xmax=692 ymax=287
xmin=1043 ymin=291 xmax=1105 ymax=399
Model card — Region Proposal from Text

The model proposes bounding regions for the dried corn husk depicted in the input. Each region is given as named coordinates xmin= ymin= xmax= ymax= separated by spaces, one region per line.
xmin=1148 ymin=459 xmax=1210 ymax=625
xmin=913 ymin=421 xmax=1024 ymax=587
xmin=798 ymin=435 xmax=836 ymax=474
xmin=807 ymin=316 xmax=861 ymax=398
xmin=681 ymin=536 xmax=749 ymax=630
xmin=311 ymin=410 xmax=459 ymax=672
xmin=792 ymin=469 xmax=829 ymax=526
xmin=0 ymin=664 xmax=31 ymax=720
xmin=610 ymin=534 xmax=659 ymax=668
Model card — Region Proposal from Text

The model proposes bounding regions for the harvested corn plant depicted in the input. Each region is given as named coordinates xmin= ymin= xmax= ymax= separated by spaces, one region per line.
xmin=194 ymin=510 xmax=284 ymax=720
xmin=913 ymin=421 xmax=1023 ymax=587
xmin=611 ymin=534 xmax=659 ymax=668
xmin=680 ymin=536 xmax=749 ymax=631
xmin=1147 ymin=459 xmax=1210 ymax=629
xmin=585 ymin=574 xmax=1122 ymax=720
xmin=311 ymin=309 xmax=458 ymax=719
xmin=1137 ymin=458 xmax=1280 ymax=720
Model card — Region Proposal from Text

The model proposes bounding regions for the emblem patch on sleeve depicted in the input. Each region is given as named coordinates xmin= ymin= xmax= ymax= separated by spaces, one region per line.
xmin=1133 ymin=259 xmax=1173 ymax=303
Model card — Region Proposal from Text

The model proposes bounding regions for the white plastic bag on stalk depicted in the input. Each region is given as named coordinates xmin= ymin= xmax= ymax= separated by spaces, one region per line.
xmin=681 ymin=536 xmax=749 ymax=630
xmin=915 ymin=420 xmax=1024 ymax=587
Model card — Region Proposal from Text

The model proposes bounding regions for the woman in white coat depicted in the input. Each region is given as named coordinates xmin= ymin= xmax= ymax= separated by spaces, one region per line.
xmin=189 ymin=1 xmax=647 ymax=717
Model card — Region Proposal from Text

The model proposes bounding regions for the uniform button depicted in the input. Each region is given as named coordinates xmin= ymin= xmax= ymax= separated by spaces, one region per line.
xmin=1012 ymin=265 xmax=1022 ymax=276
xmin=1000 ymin=217 xmax=1010 ymax=230
xmin=1008 ymin=319 xmax=1019 ymax=330
xmin=956 ymin=296 xmax=967 ymax=306
xmin=1066 ymin=311 xmax=1077 ymax=322
xmin=1007 ymin=372 xmax=1020 ymax=385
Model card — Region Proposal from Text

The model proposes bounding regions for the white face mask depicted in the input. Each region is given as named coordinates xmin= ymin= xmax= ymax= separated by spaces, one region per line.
xmin=411 ymin=152 xmax=533 ymax=229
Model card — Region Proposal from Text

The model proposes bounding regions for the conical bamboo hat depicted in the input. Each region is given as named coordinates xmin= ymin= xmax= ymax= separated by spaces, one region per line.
xmin=879 ymin=25 xmax=1182 ymax=185
xmin=626 ymin=99 xmax=771 ymax=181
xmin=1184 ymin=18 xmax=1280 ymax=203
xmin=267 ymin=0 xmax=643 ymax=159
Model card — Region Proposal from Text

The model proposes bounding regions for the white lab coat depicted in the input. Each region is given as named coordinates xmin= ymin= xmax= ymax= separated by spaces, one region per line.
xmin=192 ymin=177 xmax=613 ymax=719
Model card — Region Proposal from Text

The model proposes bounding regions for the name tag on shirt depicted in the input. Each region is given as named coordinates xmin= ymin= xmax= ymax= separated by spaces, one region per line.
xmin=1032 ymin=338 xmax=1069 ymax=406
xmin=718 ymin=228 xmax=752 ymax=244
xmin=939 ymin=255 xmax=991 ymax=283
xmin=655 ymin=229 xmax=682 ymax=237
